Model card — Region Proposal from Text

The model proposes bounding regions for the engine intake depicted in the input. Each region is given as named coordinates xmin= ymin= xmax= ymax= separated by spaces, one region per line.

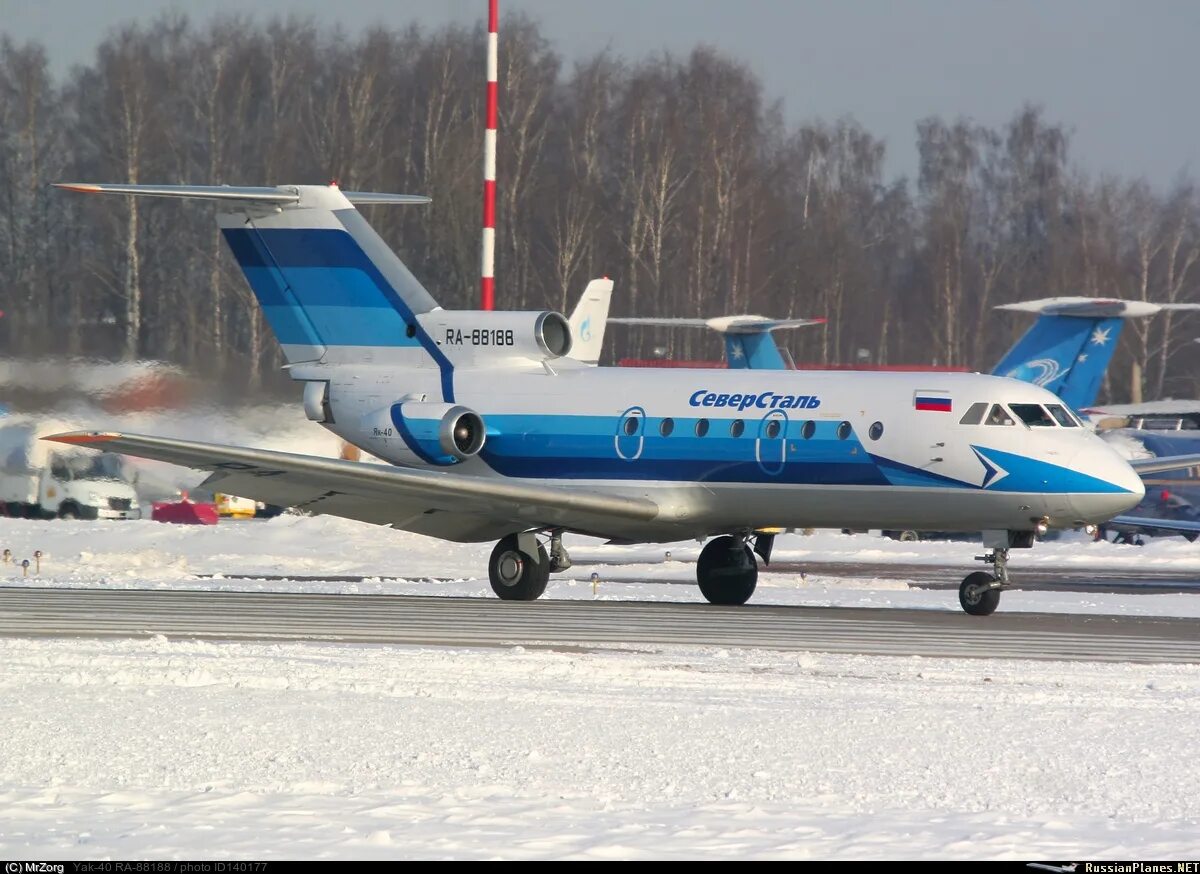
xmin=390 ymin=401 xmax=487 ymax=465
xmin=419 ymin=310 xmax=573 ymax=362
xmin=441 ymin=407 xmax=485 ymax=458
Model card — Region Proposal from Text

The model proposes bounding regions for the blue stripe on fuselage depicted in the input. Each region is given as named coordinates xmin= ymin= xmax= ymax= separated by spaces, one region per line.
xmin=480 ymin=415 xmax=887 ymax=485
xmin=470 ymin=413 xmax=1133 ymax=494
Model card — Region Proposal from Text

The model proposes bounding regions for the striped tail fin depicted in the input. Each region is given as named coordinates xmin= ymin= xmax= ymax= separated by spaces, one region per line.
xmin=55 ymin=183 xmax=438 ymax=367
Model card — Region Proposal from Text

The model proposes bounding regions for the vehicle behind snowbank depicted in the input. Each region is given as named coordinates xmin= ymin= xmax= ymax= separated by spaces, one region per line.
xmin=0 ymin=419 xmax=140 ymax=520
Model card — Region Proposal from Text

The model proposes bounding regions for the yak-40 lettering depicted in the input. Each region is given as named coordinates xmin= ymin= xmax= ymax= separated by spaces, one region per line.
xmin=47 ymin=181 xmax=1168 ymax=617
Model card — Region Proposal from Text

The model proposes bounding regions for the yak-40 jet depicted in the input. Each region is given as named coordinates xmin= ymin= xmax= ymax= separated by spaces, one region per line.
xmin=51 ymin=183 xmax=1154 ymax=615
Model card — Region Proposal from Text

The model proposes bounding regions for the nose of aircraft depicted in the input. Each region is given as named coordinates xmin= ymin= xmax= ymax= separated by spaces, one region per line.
xmin=1068 ymin=442 xmax=1145 ymax=523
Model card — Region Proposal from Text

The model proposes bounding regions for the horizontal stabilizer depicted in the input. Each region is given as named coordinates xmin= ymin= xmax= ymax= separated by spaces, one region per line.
xmin=54 ymin=182 xmax=430 ymax=207
xmin=996 ymin=297 xmax=1200 ymax=319
xmin=609 ymin=315 xmax=824 ymax=334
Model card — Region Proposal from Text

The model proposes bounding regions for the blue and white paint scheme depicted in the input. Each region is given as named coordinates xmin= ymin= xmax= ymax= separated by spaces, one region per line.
xmin=49 ymin=183 xmax=1151 ymax=615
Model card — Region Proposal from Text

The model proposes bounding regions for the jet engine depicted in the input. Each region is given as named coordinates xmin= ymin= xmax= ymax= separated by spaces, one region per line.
xmin=389 ymin=401 xmax=486 ymax=466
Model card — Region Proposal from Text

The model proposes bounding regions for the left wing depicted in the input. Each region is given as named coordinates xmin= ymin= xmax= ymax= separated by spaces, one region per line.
xmin=47 ymin=431 xmax=660 ymax=543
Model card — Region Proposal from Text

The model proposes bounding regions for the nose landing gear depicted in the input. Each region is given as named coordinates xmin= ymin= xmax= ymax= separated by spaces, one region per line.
xmin=959 ymin=546 xmax=1010 ymax=616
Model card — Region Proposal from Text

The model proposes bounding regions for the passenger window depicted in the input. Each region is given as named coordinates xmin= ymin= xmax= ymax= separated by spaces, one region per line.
xmin=730 ymin=419 xmax=745 ymax=438
xmin=836 ymin=421 xmax=852 ymax=440
xmin=959 ymin=402 xmax=988 ymax=425
xmin=659 ymin=418 xmax=675 ymax=437
xmin=695 ymin=418 xmax=709 ymax=437
xmin=869 ymin=421 xmax=884 ymax=440
xmin=801 ymin=421 xmax=816 ymax=439
xmin=765 ymin=420 xmax=782 ymax=439
xmin=1010 ymin=403 xmax=1056 ymax=427
xmin=1045 ymin=404 xmax=1079 ymax=427
xmin=985 ymin=404 xmax=1015 ymax=426
xmin=622 ymin=415 xmax=640 ymax=436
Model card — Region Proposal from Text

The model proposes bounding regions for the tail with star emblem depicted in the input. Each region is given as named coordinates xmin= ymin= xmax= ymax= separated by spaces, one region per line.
xmin=992 ymin=297 xmax=1200 ymax=409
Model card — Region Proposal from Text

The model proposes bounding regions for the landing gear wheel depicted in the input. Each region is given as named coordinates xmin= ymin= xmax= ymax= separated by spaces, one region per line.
xmin=897 ymin=530 xmax=920 ymax=542
xmin=489 ymin=534 xmax=550 ymax=601
xmin=697 ymin=535 xmax=758 ymax=605
xmin=959 ymin=571 xmax=1000 ymax=616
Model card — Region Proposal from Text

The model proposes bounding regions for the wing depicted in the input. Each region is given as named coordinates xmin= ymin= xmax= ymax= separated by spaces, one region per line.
xmin=48 ymin=431 xmax=659 ymax=543
xmin=1127 ymin=454 xmax=1200 ymax=475
xmin=1106 ymin=515 xmax=1200 ymax=534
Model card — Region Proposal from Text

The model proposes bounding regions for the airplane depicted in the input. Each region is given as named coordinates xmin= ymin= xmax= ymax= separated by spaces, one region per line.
xmin=994 ymin=297 xmax=1200 ymax=410
xmin=50 ymin=182 xmax=1156 ymax=616
xmin=612 ymin=298 xmax=1200 ymax=415
xmin=609 ymin=315 xmax=825 ymax=369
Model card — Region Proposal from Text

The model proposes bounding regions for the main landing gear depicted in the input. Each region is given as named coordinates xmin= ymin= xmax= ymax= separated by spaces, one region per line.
xmin=488 ymin=530 xmax=572 ymax=601
xmin=696 ymin=533 xmax=774 ymax=605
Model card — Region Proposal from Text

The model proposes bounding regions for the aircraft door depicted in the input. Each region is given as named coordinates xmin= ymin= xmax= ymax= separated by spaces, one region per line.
xmin=615 ymin=406 xmax=645 ymax=460
xmin=756 ymin=410 xmax=788 ymax=475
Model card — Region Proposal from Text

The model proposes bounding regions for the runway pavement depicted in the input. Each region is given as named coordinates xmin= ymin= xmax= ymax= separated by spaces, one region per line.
xmin=2 ymin=586 xmax=1199 ymax=663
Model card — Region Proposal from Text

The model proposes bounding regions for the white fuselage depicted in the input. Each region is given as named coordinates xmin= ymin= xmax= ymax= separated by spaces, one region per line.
xmin=307 ymin=362 xmax=1144 ymax=543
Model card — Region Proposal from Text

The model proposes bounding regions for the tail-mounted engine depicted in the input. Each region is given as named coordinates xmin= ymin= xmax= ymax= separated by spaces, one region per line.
xmin=384 ymin=401 xmax=486 ymax=466
xmin=417 ymin=310 xmax=572 ymax=363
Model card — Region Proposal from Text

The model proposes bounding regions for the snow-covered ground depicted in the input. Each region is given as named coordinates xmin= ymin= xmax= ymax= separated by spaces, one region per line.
xmin=4 ymin=515 xmax=1200 ymax=617
xmin=2 ymin=515 xmax=1200 ymax=858
xmin=1 ymin=636 xmax=1198 ymax=858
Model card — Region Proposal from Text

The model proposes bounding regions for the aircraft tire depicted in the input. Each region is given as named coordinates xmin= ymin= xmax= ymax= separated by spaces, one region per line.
xmin=696 ymin=535 xmax=758 ymax=605
xmin=959 ymin=571 xmax=1000 ymax=616
xmin=489 ymin=535 xmax=550 ymax=601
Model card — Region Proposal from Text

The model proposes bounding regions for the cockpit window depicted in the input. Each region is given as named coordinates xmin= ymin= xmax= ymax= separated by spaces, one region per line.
xmin=1010 ymin=403 xmax=1056 ymax=427
xmin=1045 ymin=404 xmax=1080 ymax=427
xmin=985 ymin=404 xmax=1015 ymax=426
xmin=959 ymin=402 xmax=988 ymax=425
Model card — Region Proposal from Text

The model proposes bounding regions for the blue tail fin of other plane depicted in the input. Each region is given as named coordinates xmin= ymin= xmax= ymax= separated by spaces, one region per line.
xmin=992 ymin=314 xmax=1123 ymax=409
xmin=725 ymin=332 xmax=789 ymax=369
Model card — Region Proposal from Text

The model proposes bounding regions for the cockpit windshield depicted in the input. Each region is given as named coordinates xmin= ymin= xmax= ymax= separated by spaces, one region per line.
xmin=1009 ymin=403 xmax=1056 ymax=427
xmin=985 ymin=404 xmax=1015 ymax=426
xmin=961 ymin=400 xmax=1081 ymax=429
xmin=1045 ymin=404 xmax=1080 ymax=427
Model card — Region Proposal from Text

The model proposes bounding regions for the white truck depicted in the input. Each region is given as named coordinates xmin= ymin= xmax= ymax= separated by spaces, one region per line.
xmin=0 ymin=419 xmax=141 ymax=520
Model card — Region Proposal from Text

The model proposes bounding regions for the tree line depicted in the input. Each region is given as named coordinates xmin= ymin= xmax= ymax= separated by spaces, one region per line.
xmin=1 ymin=13 xmax=1198 ymax=402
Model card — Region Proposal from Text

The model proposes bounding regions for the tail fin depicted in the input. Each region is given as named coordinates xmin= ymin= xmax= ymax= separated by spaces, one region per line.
xmin=993 ymin=298 xmax=1200 ymax=408
xmin=55 ymin=183 xmax=436 ymax=366
xmin=567 ymin=278 xmax=613 ymax=365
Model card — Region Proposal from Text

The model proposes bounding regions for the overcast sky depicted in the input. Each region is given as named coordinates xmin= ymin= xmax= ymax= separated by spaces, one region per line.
xmin=3 ymin=0 xmax=1197 ymax=188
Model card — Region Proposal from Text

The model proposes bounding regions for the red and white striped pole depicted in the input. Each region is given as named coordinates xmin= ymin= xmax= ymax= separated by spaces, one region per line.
xmin=481 ymin=0 xmax=498 ymax=310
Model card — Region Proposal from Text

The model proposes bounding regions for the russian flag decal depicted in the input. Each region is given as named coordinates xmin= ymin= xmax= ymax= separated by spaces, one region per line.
xmin=914 ymin=391 xmax=952 ymax=412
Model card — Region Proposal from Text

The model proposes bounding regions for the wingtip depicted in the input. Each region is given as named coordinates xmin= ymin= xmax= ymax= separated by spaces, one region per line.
xmin=43 ymin=431 xmax=120 ymax=445
xmin=53 ymin=182 xmax=103 ymax=194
